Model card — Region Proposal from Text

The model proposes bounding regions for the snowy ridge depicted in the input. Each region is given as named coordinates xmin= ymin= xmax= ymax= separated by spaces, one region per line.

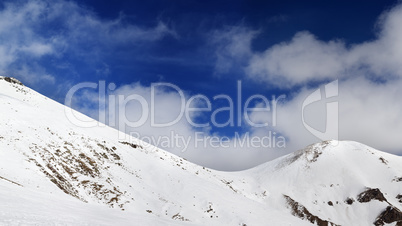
xmin=249 ymin=140 xmax=402 ymax=225
xmin=0 ymin=78 xmax=402 ymax=225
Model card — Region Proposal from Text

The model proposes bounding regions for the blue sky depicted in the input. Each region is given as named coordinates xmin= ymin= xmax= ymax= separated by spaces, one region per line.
xmin=10 ymin=0 xmax=395 ymax=97
xmin=2 ymin=0 xmax=402 ymax=170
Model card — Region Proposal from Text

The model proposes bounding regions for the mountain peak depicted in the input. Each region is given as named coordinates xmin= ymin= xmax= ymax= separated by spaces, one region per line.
xmin=284 ymin=140 xmax=338 ymax=165
xmin=0 ymin=76 xmax=24 ymax=86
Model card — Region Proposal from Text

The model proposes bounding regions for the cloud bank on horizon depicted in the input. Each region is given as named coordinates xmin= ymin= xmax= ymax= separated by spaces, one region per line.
xmin=1 ymin=0 xmax=402 ymax=170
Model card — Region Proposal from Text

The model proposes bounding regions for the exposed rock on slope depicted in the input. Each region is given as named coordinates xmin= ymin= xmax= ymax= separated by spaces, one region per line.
xmin=0 ymin=76 xmax=24 ymax=86
xmin=374 ymin=206 xmax=402 ymax=226
xmin=358 ymin=188 xmax=387 ymax=203
xmin=284 ymin=195 xmax=339 ymax=226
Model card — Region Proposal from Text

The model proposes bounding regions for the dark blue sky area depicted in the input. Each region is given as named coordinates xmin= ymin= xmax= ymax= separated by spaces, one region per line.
xmin=81 ymin=0 xmax=396 ymax=43
xmin=75 ymin=0 xmax=397 ymax=90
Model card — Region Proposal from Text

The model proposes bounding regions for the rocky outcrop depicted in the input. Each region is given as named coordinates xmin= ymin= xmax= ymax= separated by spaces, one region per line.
xmin=356 ymin=188 xmax=402 ymax=225
xmin=357 ymin=188 xmax=387 ymax=203
xmin=284 ymin=195 xmax=339 ymax=226
xmin=0 ymin=76 xmax=24 ymax=86
xmin=374 ymin=206 xmax=402 ymax=226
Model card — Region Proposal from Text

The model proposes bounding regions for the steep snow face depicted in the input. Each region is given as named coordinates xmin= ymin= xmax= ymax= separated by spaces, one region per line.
xmin=0 ymin=79 xmax=307 ymax=225
xmin=0 ymin=78 xmax=401 ymax=225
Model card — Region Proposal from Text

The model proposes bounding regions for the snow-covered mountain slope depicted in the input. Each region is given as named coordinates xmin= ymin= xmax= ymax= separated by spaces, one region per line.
xmin=0 ymin=77 xmax=306 ymax=225
xmin=0 ymin=76 xmax=401 ymax=225
xmin=248 ymin=141 xmax=402 ymax=225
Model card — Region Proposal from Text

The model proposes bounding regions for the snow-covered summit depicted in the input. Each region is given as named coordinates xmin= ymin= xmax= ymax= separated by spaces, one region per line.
xmin=249 ymin=140 xmax=402 ymax=225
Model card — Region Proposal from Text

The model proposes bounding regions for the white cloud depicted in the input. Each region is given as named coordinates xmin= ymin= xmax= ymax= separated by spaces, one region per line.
xmin=19 ymin=42 xmax=55 ymax=57
xmin=209 ymin=26 xmax=259 ymax=74
xmin=247 ymin=32 xmax=348 ymax=88
xmin=249 ymin=77 xmax=402 ymax=155
xmin=245 ymin=4 xmax=402 ymax=87
xmin=0 ymin=0 xmax=175 ymax=86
